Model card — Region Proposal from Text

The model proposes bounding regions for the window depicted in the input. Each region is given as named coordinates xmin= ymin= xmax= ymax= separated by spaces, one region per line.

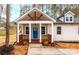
xmin=70 ymin=17 xmax=72 ymax=21
xmin=57 ymin=26 xmax=61 ymax=34
xmin=26 ymin=27 xmax=29 ymax=34
xmin=66 ymin=17 xmax=68 ymax=21
xmin=41 ymin=27 xmax=45 ymax=34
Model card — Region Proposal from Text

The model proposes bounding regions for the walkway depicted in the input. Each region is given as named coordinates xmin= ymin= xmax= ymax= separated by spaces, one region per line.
xmin=28 ymin=44 xmax=65 ymax=55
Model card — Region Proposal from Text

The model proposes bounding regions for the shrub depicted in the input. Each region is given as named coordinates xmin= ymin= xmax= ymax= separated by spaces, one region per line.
xmin=0 ymin=45 xmax=14 ymax=55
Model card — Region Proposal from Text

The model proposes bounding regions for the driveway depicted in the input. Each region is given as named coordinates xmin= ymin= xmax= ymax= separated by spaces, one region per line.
xmin=58 ymin=49 xmax=79 ymax=54
xmin=28 ymin=44 xmax=65 ymax=55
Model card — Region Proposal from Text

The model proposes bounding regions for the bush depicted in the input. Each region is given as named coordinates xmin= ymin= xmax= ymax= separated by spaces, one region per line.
xmin=0 ymin=45 xmax=15 ymax=55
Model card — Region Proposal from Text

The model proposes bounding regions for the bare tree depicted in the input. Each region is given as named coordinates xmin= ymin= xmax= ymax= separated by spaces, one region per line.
xmin=0 ymin=4 xmax=3 ymax=29
xmin=33 ymin=4 xmax=36 ymax=8
xmin=5 ymin=4 xmax=10 ymax=46
xmin=41 ymin=4 xmax=44 ymax=11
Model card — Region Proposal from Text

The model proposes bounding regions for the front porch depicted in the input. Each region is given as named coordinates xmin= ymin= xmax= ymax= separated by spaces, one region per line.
xmin=15 ymin=8 xmax=55 ymax=44
xmin=18 ymin=23 xmax=52 ymax=43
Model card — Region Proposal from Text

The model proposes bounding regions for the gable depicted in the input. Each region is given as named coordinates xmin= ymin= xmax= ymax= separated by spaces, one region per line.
xmin=57 ymin=11 xmax=76 ymax=23
xmin=65 ymin=11 xmax=75 ymax=16
xmin=15 ymin=7 xmax=56 ymax=22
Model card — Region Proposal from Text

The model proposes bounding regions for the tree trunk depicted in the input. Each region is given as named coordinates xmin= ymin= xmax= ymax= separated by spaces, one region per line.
xmin=5 ymin=4 xmax=10 ymax=46
xmin=0 ymin=4 xmax=2 ymax=29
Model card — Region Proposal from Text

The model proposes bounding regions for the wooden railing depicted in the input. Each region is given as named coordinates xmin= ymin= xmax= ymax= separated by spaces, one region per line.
xmin=19 ymin=34 xmax=29 ymax=43
xmin=42 ymin=34 xmax=51 ymax=43
xmin=19 ymin=34 xmax=51 ymax=44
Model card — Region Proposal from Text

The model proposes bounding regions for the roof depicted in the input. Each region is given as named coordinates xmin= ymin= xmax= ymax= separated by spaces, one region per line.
xmin=65 ymin=11 xmax=75 ymax=15
xmin=56 ymin=11 xmax=79 ymax=24
xmin=15 ymin=7 xmax=79 ymax=24
xmin=15 ymin=7 xmax=56 ymax=23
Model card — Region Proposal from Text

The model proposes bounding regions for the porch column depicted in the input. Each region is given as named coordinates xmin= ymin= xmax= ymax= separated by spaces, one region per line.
xmin=17 ymin=23 xmax=19 ymax=43
xmin=40 ymin=23 xmax=42 ymax=43
xmin=51 ymin=23 xmax=54 ymax=43
xmin=29 ymin=23 xmax=31 ymax=43
xmin=22 ymin=24 xmax=23 ymax=34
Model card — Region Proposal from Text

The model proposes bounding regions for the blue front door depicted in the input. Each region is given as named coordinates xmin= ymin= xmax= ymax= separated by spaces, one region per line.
xmin=33 ymin=27 xmax=38 ymax=39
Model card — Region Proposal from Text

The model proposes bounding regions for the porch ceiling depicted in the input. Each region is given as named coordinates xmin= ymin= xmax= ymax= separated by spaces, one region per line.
xmin=16 ymin=8 xmax=56 ymax=22
xmin=20 ymin=10 xmax=51 ymax=21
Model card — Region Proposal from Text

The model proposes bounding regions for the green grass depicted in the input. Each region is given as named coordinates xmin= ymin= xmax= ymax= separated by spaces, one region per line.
xmin=0 ymin=29 xmax=6 ymax=36
xmin=0 ymin=28 xmax=16 ymax=36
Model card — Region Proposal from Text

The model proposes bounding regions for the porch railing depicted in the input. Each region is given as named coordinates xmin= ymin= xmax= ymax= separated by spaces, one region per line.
xmin=19 ymin=34 xmax=51 ymax=43
xmin=19 ymin=34 xmax=29 ymax=43
xmin=42 ymin=34 xmax=51 ymax=43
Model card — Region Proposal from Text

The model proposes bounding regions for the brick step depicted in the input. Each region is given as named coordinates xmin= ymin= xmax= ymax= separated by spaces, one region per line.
xmin=31 ymin=39 xmax=40 ymax=43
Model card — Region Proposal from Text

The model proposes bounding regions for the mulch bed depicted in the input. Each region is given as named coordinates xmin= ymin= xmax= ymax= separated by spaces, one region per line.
xmin=54 ymin=42 xmax=79 ymax=49
xmin=10 ymin=44 xmax=28 ymax=55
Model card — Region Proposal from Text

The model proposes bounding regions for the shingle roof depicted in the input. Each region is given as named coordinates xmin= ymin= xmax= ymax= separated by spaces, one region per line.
xmin=56 ymin=11 xmax=79 ymax=24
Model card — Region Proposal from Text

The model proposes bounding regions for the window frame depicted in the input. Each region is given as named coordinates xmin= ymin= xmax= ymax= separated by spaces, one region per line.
xmin=66 ymin=17 xmax=69 ymax=21
xmin=70 ymin=16 xmax=73 ymax=21
xmin=26 ymin=27 xmax=29 ymax=34
xmin=57 ymin=26 xmax=61 ymax=35
xmin=41 ymin=26 xmax=46 ymax=34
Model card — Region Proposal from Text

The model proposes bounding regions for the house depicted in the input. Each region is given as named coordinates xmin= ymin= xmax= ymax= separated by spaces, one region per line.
xmin=15 ymin=7 xmax=79 ymax=44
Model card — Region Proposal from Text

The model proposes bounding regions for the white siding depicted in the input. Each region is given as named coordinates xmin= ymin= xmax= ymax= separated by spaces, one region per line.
xmin=54 ymin=24 xmax=79 ymax=42
xmin=47 ymin=24 xmax=52 ymax=34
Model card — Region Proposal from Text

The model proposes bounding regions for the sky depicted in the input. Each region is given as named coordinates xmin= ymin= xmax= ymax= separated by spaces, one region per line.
xmin=2 ymin=4 xmax=20 ymax=21
xmin=10 ymin=4 xmax=20 ymax=21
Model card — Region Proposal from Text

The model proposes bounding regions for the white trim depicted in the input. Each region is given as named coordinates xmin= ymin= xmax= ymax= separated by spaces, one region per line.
xmin=22 ymin=25 xmax=23 ymax=34
xmin=18 ymin=21 xmax=52 ymax=24
xmin=17 ymin=23 xmax=19 ymax=43
xmin=40 ymin=23 xmax=42 ymax=43
xmin=15 ymin=7 xmax=56 ymax=23
xmin=65 ymin=11 xmax=75 ymax=16
xmin=51 ymin=23 xmax=54 ymax=43
xmin=29 ymin=23 xmax=31 ymax=43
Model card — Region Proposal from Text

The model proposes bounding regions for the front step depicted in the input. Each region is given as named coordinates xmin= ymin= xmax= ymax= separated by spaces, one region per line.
xmin=29 ymin=44 xmax=42 ymax=48
xmin=31 ymin=39 xmax=40 ymax=43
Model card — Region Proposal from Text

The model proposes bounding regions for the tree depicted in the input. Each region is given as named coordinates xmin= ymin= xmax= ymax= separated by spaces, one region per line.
xmin=0 ymin=4 xmax=3 ymax=29
xmin=50 ymin=4 xmax=60 ymax=19
xmin=5 ymin=4 xmax=10 ymax=46
xmin=33 ymin=4 xmax=36 ymax=8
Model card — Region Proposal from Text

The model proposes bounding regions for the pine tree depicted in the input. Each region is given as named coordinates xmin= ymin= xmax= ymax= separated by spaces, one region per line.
xmin=5 ymin=4 xmax=10 ymax=46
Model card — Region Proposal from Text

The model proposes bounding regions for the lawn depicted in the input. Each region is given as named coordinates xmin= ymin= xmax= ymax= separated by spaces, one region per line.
xmin=0 ymin=28 xmax=16 ymax=46
xmin=0 ymin=28 xmax=16 ymax=36
xmin=55 ymin=42 xmax=79 ymax=49
xmin=0 ymin=28 xmax=29 ymax=55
